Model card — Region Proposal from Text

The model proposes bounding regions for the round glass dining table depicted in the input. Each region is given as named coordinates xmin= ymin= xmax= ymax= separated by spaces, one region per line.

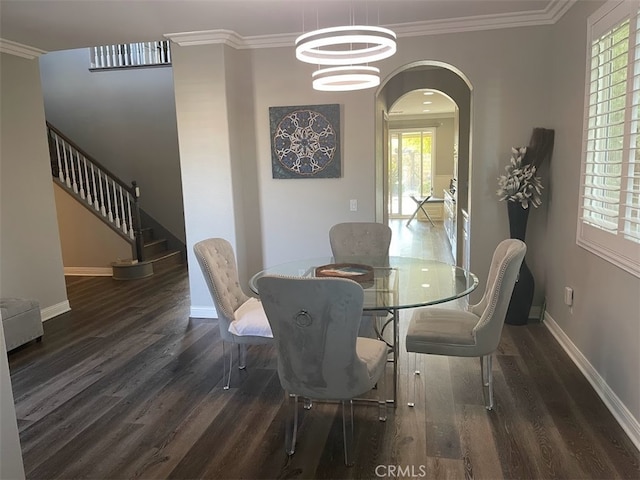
xmin=250 ymin=256 xmax=479 ymax=405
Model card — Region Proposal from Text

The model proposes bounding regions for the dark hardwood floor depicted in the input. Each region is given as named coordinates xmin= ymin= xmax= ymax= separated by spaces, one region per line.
xmin=8 ymin=220 xmax=640 ymax=479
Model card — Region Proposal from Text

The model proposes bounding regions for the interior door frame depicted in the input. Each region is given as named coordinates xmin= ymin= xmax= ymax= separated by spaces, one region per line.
xmin=375 ymin=61 xmax=472 ymax=266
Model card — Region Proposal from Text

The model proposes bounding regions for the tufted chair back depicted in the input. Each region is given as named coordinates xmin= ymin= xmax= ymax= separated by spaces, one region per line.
xmin=257 ymin=275 xmax=385 ymax=399
xmin=329 ymin=222 xmax=392 ymax=266
xmin=193 ymin=238 xmax=250 ymax=343
xmin=470 ymin=239 xmax=527 ymax=352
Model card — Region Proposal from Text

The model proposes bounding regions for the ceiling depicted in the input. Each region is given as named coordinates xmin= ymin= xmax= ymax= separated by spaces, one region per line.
xmin=389 ymin=89 xmax=457 ymax=117
xmin=0 ymin=0 xmax=568 ymax=53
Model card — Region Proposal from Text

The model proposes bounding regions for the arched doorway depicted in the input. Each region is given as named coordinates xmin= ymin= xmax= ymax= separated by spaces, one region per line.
xmin=375 ymin=62 xmax=472 ymax=265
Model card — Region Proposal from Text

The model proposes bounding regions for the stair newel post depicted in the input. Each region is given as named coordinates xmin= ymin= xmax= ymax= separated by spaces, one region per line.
xmin=132 ymin=181 xmax=145 ymax=263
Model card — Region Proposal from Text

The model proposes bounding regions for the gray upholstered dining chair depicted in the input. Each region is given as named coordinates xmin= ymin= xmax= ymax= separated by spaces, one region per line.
xmin=329 ymin=222 xmax=392 ymax=265
xmin=329 ymin=222 xmax=393 ymax=338
xmin=256 ymin=275 xmax=388 ymax=466
xmin=193 ymin=238 xmax=273 ymax=390
xmin=405 ymin=239 xmax=526 ymax=410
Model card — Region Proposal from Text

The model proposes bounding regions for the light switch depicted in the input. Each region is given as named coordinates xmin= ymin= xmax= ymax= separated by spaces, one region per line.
xmin=564 ymin=287 xmax=573 ymax=306
xmin=350 ymin=199 xmax=357 ymax=211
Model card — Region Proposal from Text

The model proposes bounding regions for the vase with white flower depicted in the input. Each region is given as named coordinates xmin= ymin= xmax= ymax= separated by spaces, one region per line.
xmin=497 ymin=146 xmax=544 ymax=242
xmin=497 ymin=129 xmax=555 ymax=325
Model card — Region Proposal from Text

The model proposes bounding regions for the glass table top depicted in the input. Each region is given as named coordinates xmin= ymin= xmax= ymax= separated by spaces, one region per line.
xmin=249 ymin=256 xmax=479 ymax=311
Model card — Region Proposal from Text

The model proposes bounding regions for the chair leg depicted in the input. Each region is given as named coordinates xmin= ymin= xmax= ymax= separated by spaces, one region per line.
xmin=378 ymin=364 xmax=387 ymax=422
xmin=222 ymin=341 xmax=233 ymax=390
xmin=238 ymin=344 xmax=247 ymax=370
xmin=341 ymin=399 xmax=355 ymax=466
xmin=408 ymin=351 xmax=420 ymax=407
xmin=285 ymin=392 xmax=299 ymax=456
xmin=481 ymin=354 xmax=494 ymax=410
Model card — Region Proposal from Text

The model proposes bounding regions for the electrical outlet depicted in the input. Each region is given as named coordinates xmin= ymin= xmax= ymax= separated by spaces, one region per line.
xmin=350 ymin=199 xmax=357 ymax=211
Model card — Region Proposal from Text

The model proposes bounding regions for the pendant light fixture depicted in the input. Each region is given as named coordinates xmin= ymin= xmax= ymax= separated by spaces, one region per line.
xmin=295 ymin=25 xmax=396 ymax=66
xmin=312 ymin=66 xmax=381 ymax=91
xmin=295 ymin=7 xmax=397 ymax=92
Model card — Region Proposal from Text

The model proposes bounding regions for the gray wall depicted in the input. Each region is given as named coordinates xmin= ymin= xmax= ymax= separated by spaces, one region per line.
xmin=0 ymin=52 xmax=68 ymax=313
xmin=547 ymin=0 xmax=640 ymax=435
xmin=39 ymin=48 xmax=186 ymax=245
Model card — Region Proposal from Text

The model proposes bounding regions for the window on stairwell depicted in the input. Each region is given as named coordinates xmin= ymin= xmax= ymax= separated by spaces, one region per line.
xmin=578 ymin=0 xmax=640 ymax=277
xmin=90 ymin=40 xmax=171 ymax=70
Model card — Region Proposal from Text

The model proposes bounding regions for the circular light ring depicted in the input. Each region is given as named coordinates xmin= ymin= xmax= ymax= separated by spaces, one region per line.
xmin=312 ymin=66 xmax=380 ymax=92
xmin=296 ymin=26 xmax=396 ymax=65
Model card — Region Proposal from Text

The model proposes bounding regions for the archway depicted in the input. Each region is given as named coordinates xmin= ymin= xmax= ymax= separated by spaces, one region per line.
xmin=375 ymin=62 xmax=472 ymax=265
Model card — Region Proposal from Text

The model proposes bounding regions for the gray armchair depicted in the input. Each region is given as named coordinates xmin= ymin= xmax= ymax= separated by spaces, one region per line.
xmin=405 ymin=239 xmax=526 ymax=409
xmin=193 ymin=238 xmax=273 ymax=390
xmin=257 ymin=275 xmax=387 ymax=466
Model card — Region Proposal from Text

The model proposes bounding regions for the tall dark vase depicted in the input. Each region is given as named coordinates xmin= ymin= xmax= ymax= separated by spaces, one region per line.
xmin=505 ymin=202 xmax=535 ymax=325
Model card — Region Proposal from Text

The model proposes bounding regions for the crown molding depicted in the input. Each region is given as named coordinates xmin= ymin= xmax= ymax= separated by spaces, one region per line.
xmin=166 ymin=0 xmax=576 ymax=49
xmin=165 ymin=30 xmax=294 ymax=50
xmin=0 ymin=38 xmax=47 ymax=59
xmin=391 ymin=0 xmax=577 ymax=37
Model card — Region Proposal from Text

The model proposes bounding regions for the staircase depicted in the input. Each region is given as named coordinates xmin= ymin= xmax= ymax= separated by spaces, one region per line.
xmin=46 ymin=121 xmax=184 ymax=279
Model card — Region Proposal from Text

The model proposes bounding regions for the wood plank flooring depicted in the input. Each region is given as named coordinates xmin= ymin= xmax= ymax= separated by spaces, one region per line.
xmin=8 ymin=220 xmax=640 ymax=479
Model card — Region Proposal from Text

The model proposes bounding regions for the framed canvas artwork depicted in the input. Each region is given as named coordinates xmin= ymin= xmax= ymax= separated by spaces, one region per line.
xmin=269 ymin=104 xmax=341 ymax=179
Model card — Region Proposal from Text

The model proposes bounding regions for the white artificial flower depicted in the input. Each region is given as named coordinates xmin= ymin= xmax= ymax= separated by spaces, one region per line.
xmin=497 ymin=146 xmax=544 ymax=209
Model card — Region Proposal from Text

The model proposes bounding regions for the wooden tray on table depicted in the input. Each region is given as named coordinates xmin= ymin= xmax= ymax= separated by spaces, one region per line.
xmin=315 ymin=263 xmax=374 ymax=286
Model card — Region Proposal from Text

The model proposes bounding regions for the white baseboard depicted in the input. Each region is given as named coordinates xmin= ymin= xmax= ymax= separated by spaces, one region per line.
xmin=190 ymin=306 xmax=217 ymax=319
xmin=543 ymin=312 xmax=640 ymax=451
xmin=64 ymin=267 xmax=112 ymax=276
xmin=41 ymin=300 xmax=71 ymax=322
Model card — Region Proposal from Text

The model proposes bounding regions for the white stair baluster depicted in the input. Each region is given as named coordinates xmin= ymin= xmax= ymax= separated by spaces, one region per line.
xmin=134 ymin=43 xmax=140 ymax=65
xmin=97 ymin=170 xmax=107 ymax=216
xmin=112 ymin=179 xmax=120 ymax=227
xmin=77 ymin=153 xmax=86 ymax=199
xmin=105 ymin=174 xmax=114 ymax=222
xmin=82 ymin=156 xmax=90 ymax=203
xmin=70 ymin=149 xmax=79 ymax=194
xmin=90 ymin=163 xmax=100 ymax=212
xmin=54 ymin=134 xmax=64 ymax=182
xmin=126 ymin=194 xmax=135 ymax=240
xmin=118 ymin=185 xmax=127 ymax=234
xmin=62 ymin=140 xmax=72 ymax=188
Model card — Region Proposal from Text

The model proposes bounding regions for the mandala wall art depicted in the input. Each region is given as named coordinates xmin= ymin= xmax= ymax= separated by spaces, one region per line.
xmin=269 ymin=104 xmax=341 ymax=179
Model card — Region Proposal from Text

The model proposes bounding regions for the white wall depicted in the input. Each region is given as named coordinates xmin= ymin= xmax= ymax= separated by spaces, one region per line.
xmin=547 ymin=0 xmax=640 ymax=440
xmin=0 ymin=52 xmax=68 ymax=313
xmin=172 ymin=43 xmax=238 ymax=316
xmin=39 ymin=48 xmax=186 ymax=243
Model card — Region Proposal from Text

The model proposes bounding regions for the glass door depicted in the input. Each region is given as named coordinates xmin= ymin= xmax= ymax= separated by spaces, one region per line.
xmin=388 ymin=129 xmax=435 ymax=217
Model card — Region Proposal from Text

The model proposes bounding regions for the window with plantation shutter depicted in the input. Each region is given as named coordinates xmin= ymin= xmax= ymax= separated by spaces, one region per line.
xmin=578 ymin=0 xmax=640 ymax=277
